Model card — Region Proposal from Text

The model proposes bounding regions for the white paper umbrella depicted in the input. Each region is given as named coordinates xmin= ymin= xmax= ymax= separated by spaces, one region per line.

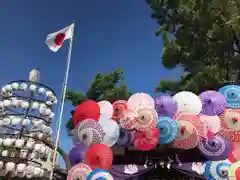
xmin=173 ymin=91 xmax=202 ymax=114
xmin=98 ymin=101 xmax=113 ymax=120
xmin=127 ymin=93 xmax=154 ymax=111
xmin=99 ymin=118 xmax=120 ymax=147
xmin=200 ymin=115 xmax=221 ymax=138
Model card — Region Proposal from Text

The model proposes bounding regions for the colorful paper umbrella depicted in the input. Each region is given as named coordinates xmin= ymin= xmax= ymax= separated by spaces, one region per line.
xmin=198 ymin=135 xmax=232 ymax=161
xmin=154 ymin=95 xmax=177 ymax=117
xmin=67 ymin=163 xmax=92 ymax=180
xmin=228 ymin=162 xmax=240 ymax=180
xmin=204 ymin=160 xmax=231 ymax=180
xmin=173 ymin=91 xmax=202 ymax=114
xmin=228 ymin=142 xmax=240 ymax=163
xmin=199 ymin=90 xmax=227 ymax=116
xmin=133 ymin=127 xmax=159 ymax=151
xmin=73 ymin=119 xmax=105 ymax=147
xmin=219 ymin=109 xmax=240 ymax=141
xmin=99 ymin=118 xmax=120 ymax=147
xmin=112 ymin=100 xmax=128 ymax=122
xmin=157 ymin=117 xmax=179 ymax=144
xmin=219 ymin=85 xmax=240 ymax=108
xmin=87 ymin=169 xmax=113 ymax=180
xmin=200 ymin=115 xmax=221 ymax=138
xmin=127 ymin=93 xmax=154 ymax=111
xmin=85 ymin=144 xmax=113 ymax=170
xmin=73 ymin=100 xmax=100 ymax=127
xmin=119 ymin=110 xmax=138 ymax=130
xmin=117 ymin=129 xmax=135 ymax=148
xmin=98 ymin=101 xmax=114 ymax=120
xmin=134 ymin=108 xmax=158 ymax=132
xmin=68 ymin=143 xmax=88 ymax=166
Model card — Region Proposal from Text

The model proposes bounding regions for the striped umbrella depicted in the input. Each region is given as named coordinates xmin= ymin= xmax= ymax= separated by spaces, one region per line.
xmin=199 ymin=90 xmax=227 ymax=116
xmin=87 ymin=169 xmax=113 ymax=180
xmin=219 ymin=109 xmax=240 ymax=141
xmin=67 ymin=163 xmax=92 ymax=180
xmin=219 ymin=85 xmax=240 ymax=108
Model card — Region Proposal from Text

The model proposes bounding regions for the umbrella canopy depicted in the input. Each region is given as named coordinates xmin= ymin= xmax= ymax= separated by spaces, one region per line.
xmin=67 ymin=163 xmax=92 ymax=180
xmin=87 ymin=169 xmax=113 ymax=180
xmin=200 ymin=115 xmax=220 ymax=138
xmin=173 ymin=91 xmax=202 ymax=114
xmin=228 ymin=142 xmax=240 ymax=163
xmin=117 ymin=129 xmax=135 ymax=148
xmin=199 ymin=90 xmax=227 ymax=116
xmin=219 ymin=85 xmax=240 ymax=108
xmin=72 ymin=119 xmax=104 ymax=147
xmin=198 ymin=135 xmax=232 ymax=161
xmin=68 ymin=143 xmax=88 ymax=166
xmin=127 ymin=93 xmax=154 ymax=111
xmin=204 ymin=160 xmax=231 ymax=180
xmin=228 ymin=161 xmax=240 ymax=180
xmin=157 ymin=116 xmax=179 ymax=144
xmin=73 ymin=100 xmax=100 ymax=127
xmin=219 ymin=109 xmax=240 ymax=141
xmin=112 ymin=100 xmax=128 ymax=122
xmin=85 ymin=144 xmax=113 ymax=170
xmin=98 ymin=100 xmax=114 ymax=120
xmin=133 ymin=127 xmax=159 ymax=151
xmin=99 ymin=118 xmax=120 ymax=147
xmin=154 ymin=95 xmax=177 ymax=117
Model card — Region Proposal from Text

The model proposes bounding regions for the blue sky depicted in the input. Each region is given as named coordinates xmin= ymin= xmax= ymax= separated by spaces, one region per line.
xmin=0 ymin=0 xmax=181 ymax=167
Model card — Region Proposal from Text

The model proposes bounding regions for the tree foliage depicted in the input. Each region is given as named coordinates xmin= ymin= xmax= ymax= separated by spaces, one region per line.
xmin=147 ymin=0 xmax=240 ymax=94
xmin=65 ymin=68 xmax=132 ymax=133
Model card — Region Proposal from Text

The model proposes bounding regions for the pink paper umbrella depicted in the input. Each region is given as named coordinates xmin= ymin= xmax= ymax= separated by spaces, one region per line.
xmin=67 ymin=163 xmax=92 ymax=180
xmin=127 ymin=93 xmax=155 ymax=111
xmin=173 ymin=113 xmax=204 ymax=149
xmin=133 ymin=127 xmax=159 ymax=151
xmin=200 ymin=115 xmax=221 ymax=138
xmin=228 ymin=142 xmax=240 ymax=163
xmin=219 ymin=109 xmax=240 ymax=141
xmin=112 ymin=100 xmax=128 ymax=122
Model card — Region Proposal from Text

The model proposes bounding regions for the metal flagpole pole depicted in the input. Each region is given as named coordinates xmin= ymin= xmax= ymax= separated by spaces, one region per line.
xmin=49 ymin=22 xmax=75 ymax=180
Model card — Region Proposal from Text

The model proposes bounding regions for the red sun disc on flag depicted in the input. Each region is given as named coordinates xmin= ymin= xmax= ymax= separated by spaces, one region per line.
xmin=55 ymin=33 xmax=66 ymax=46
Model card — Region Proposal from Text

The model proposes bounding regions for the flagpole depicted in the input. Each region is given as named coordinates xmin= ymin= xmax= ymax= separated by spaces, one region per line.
xmin=49 ymin=22 xmax=75 ymax=180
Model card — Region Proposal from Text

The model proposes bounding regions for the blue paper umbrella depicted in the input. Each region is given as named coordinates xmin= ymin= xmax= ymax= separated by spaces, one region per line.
xmin=219 ymin=85 xmax=240 ymax=108
xmin=87 ymin=169 xmax=113 ymax=180
xmin=157 ymin=117 xmax=179 ymax=144
xmin=204 ymin=160 xmax=231 ymax=180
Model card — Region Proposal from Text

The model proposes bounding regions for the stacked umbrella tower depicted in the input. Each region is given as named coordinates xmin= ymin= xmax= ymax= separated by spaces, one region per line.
xmin=0 ymin=69 xmax=58 ymax=179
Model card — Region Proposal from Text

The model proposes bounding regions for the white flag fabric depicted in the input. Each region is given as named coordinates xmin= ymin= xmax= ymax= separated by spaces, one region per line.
xmin=46 ymin=23 xmax=74 ymax=52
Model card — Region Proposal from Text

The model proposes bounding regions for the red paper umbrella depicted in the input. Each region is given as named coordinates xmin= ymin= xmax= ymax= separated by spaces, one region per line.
xmin=112 ymin=100 xmax=128 ymax=122
xmin=134 ymin=108 xmax=158 ymax=132
xmin=85 ymin=144 xmax=113 ymax=170
xmin=174 ymin=113 xmax=205 ymax=138
xmin=200 ymin=115 xmax=221 ymax=138
xmin=67 ymin=163 xmax=92 ymax=180
xmin=219 ymin=109 xmax=240 ymax=141
xmin=73 ymin=100 xmax=100 ymax=127
xmin=228 ymin=142 xmax=240 ymax=163
xmin=133 ymin=127 xmax=159 ymax=151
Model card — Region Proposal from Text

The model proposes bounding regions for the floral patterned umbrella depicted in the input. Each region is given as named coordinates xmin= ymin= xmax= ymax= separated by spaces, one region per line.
xmin=133 ymin=127 xmax=159 ymax=151
xmin=67 ymin=163 xmax=92 ymax=180
xmin=200 ymin=115 xmax=221 ymax=138
xmin=112 ymin=100 xmax=128 ymax=122
xmin=219 ymin=109 xmax=240 ymax=141
xmin=219 ymin=85 xmax=240 ymax=109
xmin=127 ymin=93 xmax=154 ymax=112
xmin=173 ymin=91 xmax=202 ymax=114
xmin=199 ymin=90 xmax=227 ymax=116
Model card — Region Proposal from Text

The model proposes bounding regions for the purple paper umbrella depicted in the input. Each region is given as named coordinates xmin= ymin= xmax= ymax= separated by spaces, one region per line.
xmin=198 ymin=135 xmax=232 ymax=161
xmin=155 ymin=95 xmax=177 ymax=117
xmin=117 ymin=129 xmax=135 ymax=148
xmin=68 ymin=143 xmax=88 ymax=166
xmin=199 ymin=90 xmax=227 ymax=116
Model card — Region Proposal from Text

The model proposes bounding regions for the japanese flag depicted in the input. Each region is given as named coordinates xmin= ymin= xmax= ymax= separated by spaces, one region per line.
xmin=46 ymin=23 xmax=74 ymax=52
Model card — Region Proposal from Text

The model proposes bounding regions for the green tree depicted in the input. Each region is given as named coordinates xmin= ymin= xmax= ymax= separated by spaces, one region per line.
xmin=147 ymin=0 xmax=240 ymax=94
xmin=65 ymin=68 xmax=132 ymax=133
